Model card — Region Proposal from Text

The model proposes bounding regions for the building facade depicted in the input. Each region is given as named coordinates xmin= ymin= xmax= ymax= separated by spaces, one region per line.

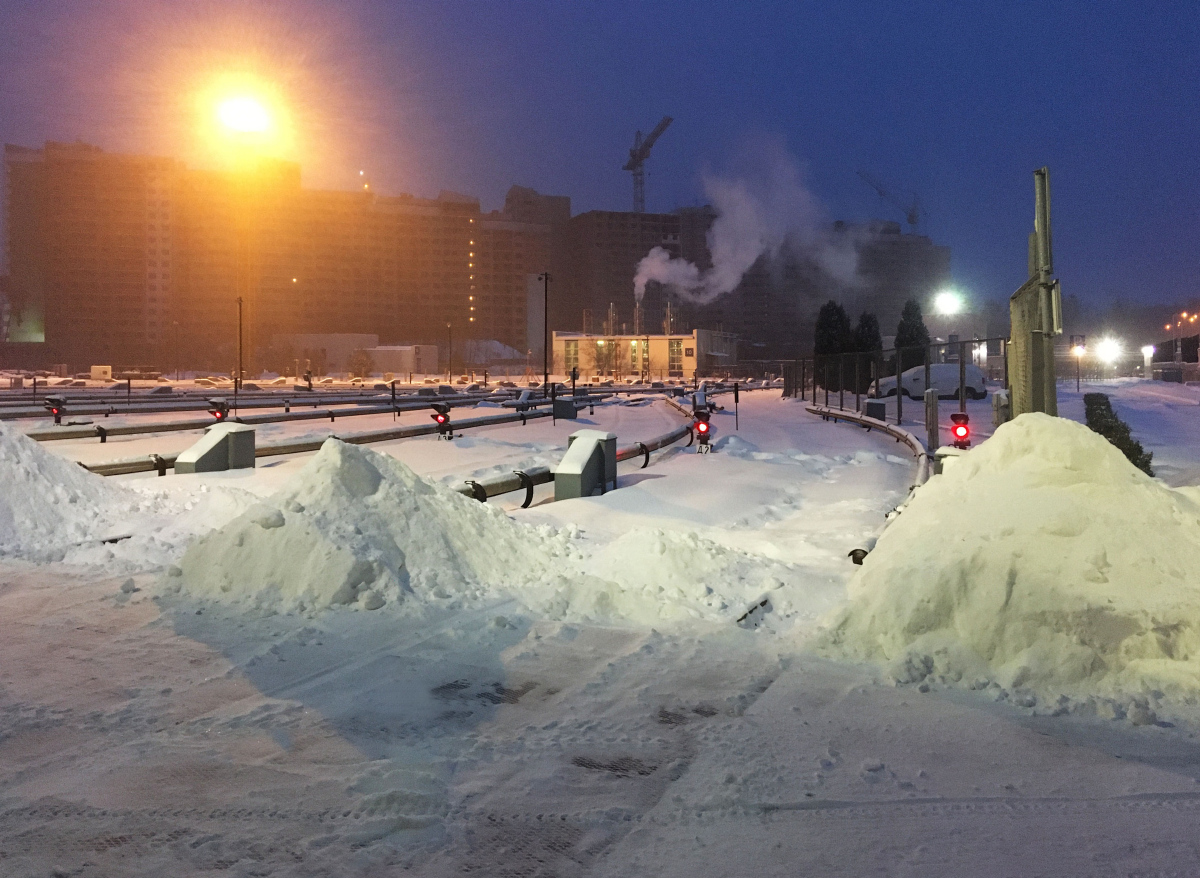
xmin=551 ymin=328 xmax=737 ymax=381
xmin=3 ymin=143 xmax=557 ymax=372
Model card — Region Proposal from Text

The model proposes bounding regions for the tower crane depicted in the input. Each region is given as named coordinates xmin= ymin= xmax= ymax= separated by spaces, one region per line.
xmin=857 ymin=170 xmax=921 ymax=231
xmin=623 ymin=116 xmax=673 ymax=213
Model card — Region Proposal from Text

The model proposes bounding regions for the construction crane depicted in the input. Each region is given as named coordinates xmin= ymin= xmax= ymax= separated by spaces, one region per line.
xmin=624 ymin=116 xmax=673 ymax=213
xmin=857 ymin=170 xmax=921 ymax=231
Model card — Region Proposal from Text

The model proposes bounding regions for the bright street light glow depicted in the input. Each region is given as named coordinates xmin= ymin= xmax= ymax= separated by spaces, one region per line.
xmin=1096 ymin=338 xmax=1122 ymax=364
xmin=1141 ymin=345 xmax=1156 ymax=357
xmin=1071 ymin=344 xmax=1086 ymax=357
xmin=934 ymin=291 xmax=962 ymax=315
xmin=217 ymin=96 xmax=271 ymax=133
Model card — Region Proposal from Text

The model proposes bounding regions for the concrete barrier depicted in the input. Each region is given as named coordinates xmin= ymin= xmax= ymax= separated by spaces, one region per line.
xmin=554 ymin=429 xmax=617 ymax=501
xmin=175 ymin=423 xmax=256 ymax=473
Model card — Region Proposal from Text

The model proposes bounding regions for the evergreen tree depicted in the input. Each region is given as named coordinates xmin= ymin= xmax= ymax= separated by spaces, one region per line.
xmin=852 ymin=312 xmax=883 ymax=393
xmin=853 ymin=312 xmax=883 ymax=354
xmin=814 ymin=300 xmax=853 ymax=390
xmin=895 ymin=298 xmax=931 ymax=368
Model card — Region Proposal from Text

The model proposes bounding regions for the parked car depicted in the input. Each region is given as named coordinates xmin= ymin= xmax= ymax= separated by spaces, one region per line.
xmin=870 ymin=363 xmax=988 ymax=400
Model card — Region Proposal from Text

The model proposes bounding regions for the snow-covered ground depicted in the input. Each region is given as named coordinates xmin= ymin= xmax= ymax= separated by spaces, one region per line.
xmin=3 ymin=385 xmax=1200 ymax=876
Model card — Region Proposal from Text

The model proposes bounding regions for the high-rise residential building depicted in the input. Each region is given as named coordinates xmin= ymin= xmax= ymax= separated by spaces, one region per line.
xmin=564 ymin=210 xmax=684 ymax=336
xmin=2 ymin=143 xmax=559 ymax=371
xmin=4 ymin=141 xmax=184 ymax=363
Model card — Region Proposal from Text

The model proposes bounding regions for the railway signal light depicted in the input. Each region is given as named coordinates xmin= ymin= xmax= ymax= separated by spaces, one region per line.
xmin=207 ymin=397 xmax=230 ymax=421
xmin=45 ymin=396 xmax=64 ymax=425
xmin=694 ymin=410 xmax=713 ymax=454
xmin=950 ymin=412 xmax=970 ymax=449
xmin=430 ymin=402 xmax=453 ymax=439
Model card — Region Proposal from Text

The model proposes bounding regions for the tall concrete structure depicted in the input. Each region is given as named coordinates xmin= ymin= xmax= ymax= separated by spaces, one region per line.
xmin=3 ymin=143 xmax=561 ymax=371
xmin=4 ymin=141 xmax=184 ymax=362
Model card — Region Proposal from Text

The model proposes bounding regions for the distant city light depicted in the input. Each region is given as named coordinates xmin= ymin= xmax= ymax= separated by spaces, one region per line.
xmin=1096 ymin=338 xmax=1122 ymax=364
xmin=934 ymin=290 xmax=962 ymax=315
xmin=217 ymin=96 xmax=271 ymax=133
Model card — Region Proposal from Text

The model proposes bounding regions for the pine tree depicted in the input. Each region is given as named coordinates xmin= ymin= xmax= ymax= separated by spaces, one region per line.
xmin=814 ymin=300 xmax=853 ymax=390
xmin=895 ymin=298 xmax=931 ymax=369
xmin=852 ymin=312 xmax=883 ymax=393
xmin=853 ymin=312 xmax=883 ymax=354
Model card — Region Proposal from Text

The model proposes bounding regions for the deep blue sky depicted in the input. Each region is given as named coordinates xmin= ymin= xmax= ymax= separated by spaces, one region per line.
xmin=2 ymin=0 xmax=1198 ymax=309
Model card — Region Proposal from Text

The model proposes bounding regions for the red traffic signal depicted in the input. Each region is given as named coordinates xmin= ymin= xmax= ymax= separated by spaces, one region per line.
xmin=949 ymin=412 xmax=970 ymax=448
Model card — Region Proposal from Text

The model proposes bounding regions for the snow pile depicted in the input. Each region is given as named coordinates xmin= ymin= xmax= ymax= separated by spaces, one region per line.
xmin=175 ymin=439 xmax=808 ymax=628
xmin=537 ymin=528 xmax=798 ymax=626
xmin=178 ymin=439 xmax=569 ymax=613
xmin=0 ymin=421 xmax=134 ymax=558
xmin=822 ymin=413 xmax=1200 ymax=718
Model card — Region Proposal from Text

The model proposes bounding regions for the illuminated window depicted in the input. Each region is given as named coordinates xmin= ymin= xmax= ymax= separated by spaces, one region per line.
xmin=668 ymin=338 xmax=683 ymax=374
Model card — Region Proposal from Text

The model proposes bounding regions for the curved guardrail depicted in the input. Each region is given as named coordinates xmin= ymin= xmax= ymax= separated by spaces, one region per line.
xmin=805 ymin=404 xmax=930 ymax=487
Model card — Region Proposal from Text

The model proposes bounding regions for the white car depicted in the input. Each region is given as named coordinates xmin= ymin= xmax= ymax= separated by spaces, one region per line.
xmin=870 ymin=363 xmax=988 ymax=400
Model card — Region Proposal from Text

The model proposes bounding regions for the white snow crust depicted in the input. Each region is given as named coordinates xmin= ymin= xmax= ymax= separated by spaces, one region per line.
xmin=178 ymin=439 xmax=570 ymax=613
xmin=176 ymin=438 xmax=802 ymax=625
xmin=0 ymin=420 xmax=136 ymax=557
xmin=824 ymin=412 xmax=1200 ymax=720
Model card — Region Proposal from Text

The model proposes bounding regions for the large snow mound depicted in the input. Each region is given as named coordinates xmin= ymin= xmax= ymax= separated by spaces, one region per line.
xmin=0 ymin=421 xmax=135 ymax=558
xmin=176 ymin=439 xmax=810 ymax=628
xmin=822 ymin=413 xmax=1200 ymax=717
xmin=178 ymin=439 xmax=570 ymax=613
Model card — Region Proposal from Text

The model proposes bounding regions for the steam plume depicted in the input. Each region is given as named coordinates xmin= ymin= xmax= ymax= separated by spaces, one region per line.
xmin=634 ymin=140 xmax=857 ymax=303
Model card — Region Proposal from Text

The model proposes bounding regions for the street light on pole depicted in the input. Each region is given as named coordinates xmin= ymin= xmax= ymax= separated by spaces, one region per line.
xmin=538 ymin=272 xmax=551 ymax=396
xmin=1070 ymin=338 xmax=1086 ymax=392
xmin=236 ymin=297 xmax=243 ymax=389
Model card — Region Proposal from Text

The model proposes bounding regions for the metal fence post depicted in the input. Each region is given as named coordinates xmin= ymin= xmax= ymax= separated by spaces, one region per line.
xmin=801 ymin=359 xmax=807 ymax=401
xmin=855 ymin=354 xmax=861 ymax=412
xmin=839 ymin=356 xmax=845 ymax=410
xmin=895 ymin=348 xmax=903 ymax=425
xmin=960 ymin=340 xmax=968 ymax=413
xmin=824 ymin=362 xmax=830 ymax=407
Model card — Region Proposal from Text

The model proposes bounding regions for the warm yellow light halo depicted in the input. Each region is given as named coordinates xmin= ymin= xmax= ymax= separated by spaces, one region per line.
xmin=218 ymin=95 xmax=271 ymax=133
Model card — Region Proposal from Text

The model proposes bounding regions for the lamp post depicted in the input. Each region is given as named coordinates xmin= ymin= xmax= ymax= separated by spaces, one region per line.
xmin=1071 ymin=342 xmax=1086 ymax=392
xmin=236 ymin=297 xmax=243 ymax=391
xmin=538 ymin=272 xmax=551 ymax=395
xmin=446 ymin=322 xmax=453 ymax=381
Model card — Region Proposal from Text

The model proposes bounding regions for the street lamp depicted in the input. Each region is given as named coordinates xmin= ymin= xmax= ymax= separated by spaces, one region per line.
xmin=1141 ymin=344 xmax=1155 ymax=379
xmin=1096 ymin=338 xmax=1122 ymax=377
xmin=1071 ymin=341 xmax=1086 ymax=392
xmin=538 ymin=272 xmax=551 ymax=395
xmin=934 ymin=290 xmax=963 ymax=315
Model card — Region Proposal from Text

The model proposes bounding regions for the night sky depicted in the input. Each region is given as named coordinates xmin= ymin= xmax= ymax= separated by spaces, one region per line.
xmin=2 ymin=0 xmax=1197 ymax=310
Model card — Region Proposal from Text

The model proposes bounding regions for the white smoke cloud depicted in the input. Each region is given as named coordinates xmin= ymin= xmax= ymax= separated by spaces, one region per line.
xmin=634 ymin=140 xmax=858 ymax=303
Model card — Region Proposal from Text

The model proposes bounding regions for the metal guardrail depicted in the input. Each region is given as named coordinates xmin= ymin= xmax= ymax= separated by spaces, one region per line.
xmin=25 ymin=394 xmax=513 ymax=442
xmin=805 ymin=404 xmax=930 ymax=487
xmin=450 ymin=421 xmax=695 ymax=507
xmin=83 ymin=408 xmax=555 ymax=476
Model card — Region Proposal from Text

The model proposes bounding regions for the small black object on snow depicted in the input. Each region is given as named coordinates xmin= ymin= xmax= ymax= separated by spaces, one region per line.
xmin=848 ymin=548 xmax=869 ymax=565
